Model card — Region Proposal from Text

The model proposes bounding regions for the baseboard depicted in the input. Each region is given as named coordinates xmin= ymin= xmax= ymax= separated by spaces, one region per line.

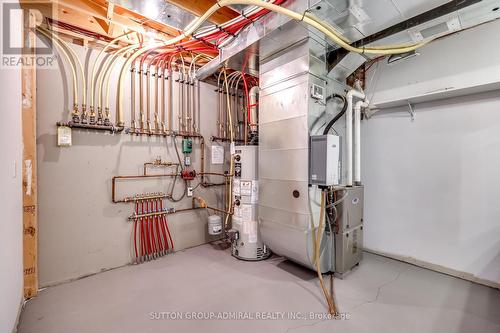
xmin=363 ymin=248 xmax=500 ymax=290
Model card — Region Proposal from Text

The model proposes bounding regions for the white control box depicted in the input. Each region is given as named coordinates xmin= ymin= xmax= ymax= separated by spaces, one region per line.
xmin=309 ymin=134 xmax=340 ymax=186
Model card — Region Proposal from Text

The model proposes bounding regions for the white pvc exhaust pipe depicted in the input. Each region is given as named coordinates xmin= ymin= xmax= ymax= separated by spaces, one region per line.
xmin=354 ymin=99 xmax=369 ymax=186
xmin=346 ymin=88 xmax=365 ymax=187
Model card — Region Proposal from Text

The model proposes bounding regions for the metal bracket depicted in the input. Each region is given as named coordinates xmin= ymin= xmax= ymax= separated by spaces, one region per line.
xmin=407 ymin=101 xmax=415 ymax=121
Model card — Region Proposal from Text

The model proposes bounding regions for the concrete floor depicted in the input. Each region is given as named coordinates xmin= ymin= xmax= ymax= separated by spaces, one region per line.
xmin=18 ymin=244 xmax=500 ymax=333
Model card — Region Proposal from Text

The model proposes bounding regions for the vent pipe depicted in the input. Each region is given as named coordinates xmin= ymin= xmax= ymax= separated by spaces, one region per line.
xmin=346 ymin=88 xmax=365 ymax=187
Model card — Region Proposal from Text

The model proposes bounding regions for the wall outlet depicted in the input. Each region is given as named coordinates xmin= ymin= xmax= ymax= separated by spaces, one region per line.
xmin=187 ymin=187 xmax=193 ymax=197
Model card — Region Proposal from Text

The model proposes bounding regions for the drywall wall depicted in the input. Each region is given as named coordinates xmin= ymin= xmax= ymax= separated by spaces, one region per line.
xmin=361 ymin=20 xmax=500 ymax=285
xmin=367 ymin=18 xmax=500 ymax=109
xmin=37 ymin=42 xmax=226 ymax=286
xmin=0 ymin=51 xmax=23 ymax=333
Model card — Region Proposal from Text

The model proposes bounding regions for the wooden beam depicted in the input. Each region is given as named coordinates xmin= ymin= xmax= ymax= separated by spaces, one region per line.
xmin=44 ymin=0 xmax=182 ymax=40
xmin=106 ymin=2 xmax=115 ymax=35
xmin=22 ymin=10 xmax=38 ymax=299
xmin=165 ymin=0 xmax=240 ymax=25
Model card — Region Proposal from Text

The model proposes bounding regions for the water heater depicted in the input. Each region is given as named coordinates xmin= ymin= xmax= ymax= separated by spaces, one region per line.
xmin=230 ymin=145 xmax=270 ymax=260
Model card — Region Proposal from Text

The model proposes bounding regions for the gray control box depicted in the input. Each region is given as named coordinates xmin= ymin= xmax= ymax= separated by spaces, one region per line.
xmin=309 ymin=134 xmax=340 ymax=186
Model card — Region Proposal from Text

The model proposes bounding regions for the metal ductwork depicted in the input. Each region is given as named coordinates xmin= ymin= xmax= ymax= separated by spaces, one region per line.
xmin=196 ymin=0 xmax=320 ymax=80
xmin=258 ymin=20 xmax=334 ymax=272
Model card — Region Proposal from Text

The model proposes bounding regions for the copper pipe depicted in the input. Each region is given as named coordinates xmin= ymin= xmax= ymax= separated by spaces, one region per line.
xmin=244 ymin=90 xmax=248 ymax=145
xmin=129 ymin=210 xmax=170 ymax=220
xmin=130 ymin=130 xmax=168 ymax=136
xmin=202 ymin=183 xmax=226 ymax=187
xmin=139 ymin=66 xmax=145 ymax=131
xmin=199 ymin=172 xmax=231 ymax=177
xmin=186 ymin=74 xmax=191 ymax=134
xmin=223 ymin=91 xmax=228 ymax=139
xmin=161 ymin=64 xmax=166 ymax=132
xmin=154 ymin=67 xmax=160 ymax=133
xmin=192 ymin=79 xmax=197 ymax=133
xmin=192 ymin=197 xmax=227 ymax=215
xmin=146 ymin=69 xmax=151 ymax=133
xmin=112 ymin=174 xmax=177 ymax=203
xmin=167 ymin=68 xmax=173 ymax=131
xmin=177 ymin=70 xmax=183 ymax=132
xmin=175 ymin=207 xmax=198 ymax=213
xmin=57 ymin=121 xmax=123 ymax=133
xmin=131 ymin=67 xmax=136 ymax=132
xmin=196 ymin=79 xmax=201 ymax=134
xmin=206 ymin=206 xmax=228 ymax=214
xmin=143 ymin=160 xmax=179 ymax=176
xmin=211 ymin=136 xmax=244 ymax=144
xmin=200 ymin=136 xmax=205 ymax=184
xmin=217 ymin=87 xmax=222 ymax=137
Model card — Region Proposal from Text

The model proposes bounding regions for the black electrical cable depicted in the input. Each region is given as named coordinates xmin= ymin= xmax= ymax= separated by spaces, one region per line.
xmin=323 ymin=94 xmax=347 ymax=135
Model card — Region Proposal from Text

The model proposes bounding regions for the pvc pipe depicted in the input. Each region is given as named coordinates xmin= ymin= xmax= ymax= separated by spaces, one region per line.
xmin=346 ymin=88 xmax=365 ymax=187
xmin=89 ymin=31 xmax=132 ymax=111
xmin=36 ymin=28 xmax=79 ymax=115
xmin=354 ymin=100 xmax=369 ymax=186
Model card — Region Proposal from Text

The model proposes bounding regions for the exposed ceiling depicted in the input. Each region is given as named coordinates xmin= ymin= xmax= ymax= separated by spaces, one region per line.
xmin=101 ymin=0 xmax=500 ymax=80
xmin=113 ymin=0 xmax=199 ymax=30
xmin=312 ymin=0 xmax=500 ymax=49
xmin=311 ymin=0 xmax=500 ymax=80
xmin=112 ymin=0 xmax=240 ymax=29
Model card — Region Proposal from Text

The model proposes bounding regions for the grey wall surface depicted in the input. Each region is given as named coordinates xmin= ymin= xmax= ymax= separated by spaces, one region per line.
xmin=367 ymin=19 xmax=500 ymax=109
xmin=0 ymin=46 xmax=23 ymax=333
xmin=361 ymin=19 xmax=500 ymax=286
xmin=36 ymin=42 xmax=226 ymax=286
xmin=361 ymin=93 xmax=500 ymax=284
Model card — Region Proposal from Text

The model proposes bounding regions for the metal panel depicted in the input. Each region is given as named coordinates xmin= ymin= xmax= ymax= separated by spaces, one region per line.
xmin=259 ymin=179 xmax=310 ymax=216
xmin=114 ymin=0 xmax=200 ymax=30
xmin=260 ymin=150 xmax=309 ymax=181
xmin=335 ymin=186 xmax=364 ymax=232
xmin=258 ymin=26 xmax=333 ymax=272
xmin=458 ymin=0 xmax=500 ymax=28
xmin=392 ymin=0 xmax=452 ymax=18
xmin=335 ymin=225 xmax=363 ymax=274
xmin=196 ymin=0 xmax=317 ymax=79
xmin=259 ymin=117 xmax=309 ymax=150
xmin=334 ymin=186 xmax=364 ymax=275
xmin=259 ymin=79 xmax=310 ymax=123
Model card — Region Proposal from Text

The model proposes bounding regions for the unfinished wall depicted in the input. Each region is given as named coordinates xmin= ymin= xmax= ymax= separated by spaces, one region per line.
xmin=0 ymin=61 xmax=23 ymax=332
xmin=37 ymin=42 xmax=225 ymax=286
xmin=362 ymin=19 xmax=500 ymax=286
